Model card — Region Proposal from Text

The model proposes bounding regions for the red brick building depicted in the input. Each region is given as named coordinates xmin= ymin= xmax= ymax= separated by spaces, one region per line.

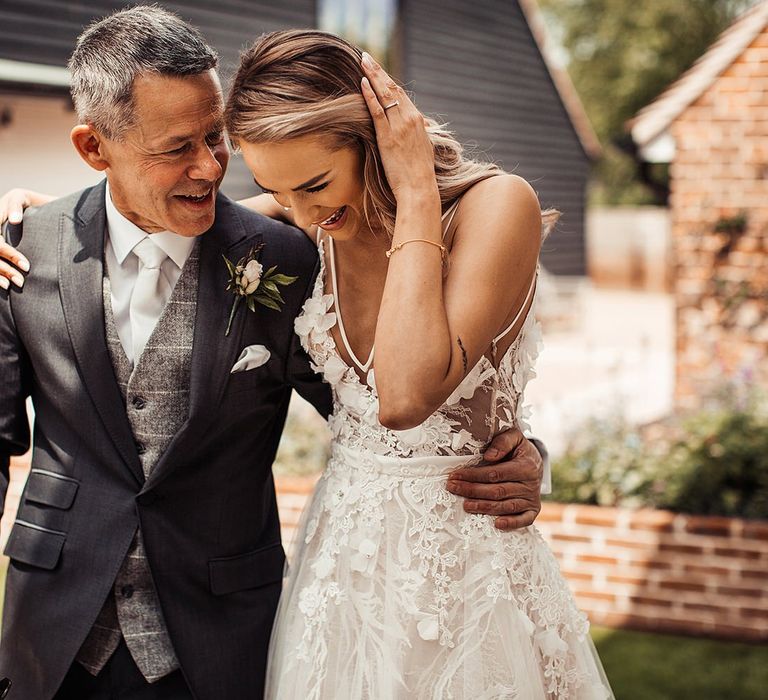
xmin=630 ymin=1 xmax=768 ymax=405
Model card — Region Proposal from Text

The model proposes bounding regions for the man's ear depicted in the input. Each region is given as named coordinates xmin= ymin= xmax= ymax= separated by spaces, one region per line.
xmin=70 ymin=125 xmax=110 ymax=172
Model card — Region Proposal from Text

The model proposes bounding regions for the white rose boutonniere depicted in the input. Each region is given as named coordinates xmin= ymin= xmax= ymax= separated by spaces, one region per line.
xmin=223 ymin=244 xmax=298 ymax=336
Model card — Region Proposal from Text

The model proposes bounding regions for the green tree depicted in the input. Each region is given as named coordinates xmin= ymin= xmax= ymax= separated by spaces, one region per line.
xmin=539 ymin=0 xmax=756 ymax=204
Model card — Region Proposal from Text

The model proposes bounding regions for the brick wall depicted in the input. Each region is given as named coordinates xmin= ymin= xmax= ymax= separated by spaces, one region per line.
xmin=276 ymin=477 xmax=768 ymax=642
xmin=669 ymin=28 xmax=768 ymax=404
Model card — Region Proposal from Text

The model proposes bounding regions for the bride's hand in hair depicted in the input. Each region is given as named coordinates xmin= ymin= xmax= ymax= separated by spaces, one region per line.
xmin=360 ymin=53 xmax=437 ymax=203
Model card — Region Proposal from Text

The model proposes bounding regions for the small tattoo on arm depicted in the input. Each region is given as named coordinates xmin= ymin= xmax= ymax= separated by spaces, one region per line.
xmin=457 ymin=336 xmax=468 ymax=374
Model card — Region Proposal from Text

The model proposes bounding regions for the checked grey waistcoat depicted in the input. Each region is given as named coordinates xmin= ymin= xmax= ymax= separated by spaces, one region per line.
xmin=76 ymin=241 xmax=200 ymax=681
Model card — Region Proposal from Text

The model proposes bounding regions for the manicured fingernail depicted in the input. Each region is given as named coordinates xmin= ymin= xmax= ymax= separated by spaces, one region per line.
xmin=9 ymin=212 xmax=22 ymax=223
xmin=11 ymin=274 xmax=24 ymax=288
xmin=18 ymin=258 xmax=30 ymax=272
xmin=485 ymin=448 xmax=500 ymax=460
xmin=361 ymin=52 xmax=374 ymax=69
xmin=495 ymin=519 xmax=508 ymax=530
xmin=445 ymin=481 xmax=458 ymax=493
xmin=465 ymin=501 xmax=478 ymax=511
xmin=0 ymin=277 xmax=8 ymax=290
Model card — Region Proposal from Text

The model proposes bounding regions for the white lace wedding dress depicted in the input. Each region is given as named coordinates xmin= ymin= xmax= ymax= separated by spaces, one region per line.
xmin=265 ymin=209 xmax=613 ymax=699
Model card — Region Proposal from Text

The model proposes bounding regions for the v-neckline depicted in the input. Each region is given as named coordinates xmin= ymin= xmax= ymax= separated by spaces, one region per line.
xmin=327 ymin=235 xmax=376 ymax=375
xmin=321 ymin=198 xmax=463 ymax=378
xmin=311 ymin=235 xmax=531 ymax=404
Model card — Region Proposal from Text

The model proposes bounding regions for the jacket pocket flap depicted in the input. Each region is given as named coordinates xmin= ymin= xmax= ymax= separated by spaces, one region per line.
xmin=209 ymin=541 xmax=285 ymax=596
xmin=4 ymin=520 xmax=66 ymax=570
xmin=25 ymin=469 xmax=79 ymax=510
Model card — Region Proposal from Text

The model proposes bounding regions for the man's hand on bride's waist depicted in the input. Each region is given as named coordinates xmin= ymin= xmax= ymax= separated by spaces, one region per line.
xmin=446 ymin=428 xmax=543 ymax=532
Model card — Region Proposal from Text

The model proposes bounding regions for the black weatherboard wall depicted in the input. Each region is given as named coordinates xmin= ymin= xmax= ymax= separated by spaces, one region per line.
xmin=0 ymin=0 xmax=591 ymax=275
xmin=0 ymin=1 xmax=316 ymax=72
xmin=401 ymin=0 xmax=591 ymax=275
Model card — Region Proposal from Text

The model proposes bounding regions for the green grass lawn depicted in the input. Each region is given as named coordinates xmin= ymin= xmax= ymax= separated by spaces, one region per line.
xmin=593 ymin=626 xmax=768 ymax=700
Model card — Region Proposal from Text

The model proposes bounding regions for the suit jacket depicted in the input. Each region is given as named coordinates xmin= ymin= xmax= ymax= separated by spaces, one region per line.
xmin=0 ymin=181 xmax=332 ymax=700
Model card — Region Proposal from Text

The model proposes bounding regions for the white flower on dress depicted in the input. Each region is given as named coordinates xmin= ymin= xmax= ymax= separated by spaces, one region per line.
xmin=323 ymin=354 xmax=350 ymax=384
xmin=336 ymin=380 xmax=369 ymax=413
xmin=445 ymin=363 xmax=495 ymax=405
xmin=535 ymin=628 xmax=569 ymax=657
xmin=350 ymin=537 xmax=378 ymax=574
xmin=451 ymin=429 xmax=473 ymax=451
xmin=393 ymin=424 xmax=427 ymax=447
xmin=294 ymin=293 xmax=337 ymax=338
xmin=311 ymin=552 xmax=336 ymax=579
xmin=297 ymin=583 xmax=324 ymax=617
xmin=416 ymin=614 xmax=440 ymax=641
xmin=344 ymin=483 xmax=362 ymax=504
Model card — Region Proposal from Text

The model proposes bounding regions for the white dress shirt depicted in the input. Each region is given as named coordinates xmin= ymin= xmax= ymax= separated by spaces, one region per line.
xmin=105 ymin=185 xmax=196 ymax=365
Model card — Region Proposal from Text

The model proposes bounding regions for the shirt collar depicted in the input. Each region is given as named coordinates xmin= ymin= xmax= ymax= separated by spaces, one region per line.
xmin=105 ymin=184 xmax=196 ymax=269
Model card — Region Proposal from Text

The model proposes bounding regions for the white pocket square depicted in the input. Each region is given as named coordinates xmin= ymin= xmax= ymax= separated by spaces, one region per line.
xmin=231 ymin=344 xmax=271 ymax=373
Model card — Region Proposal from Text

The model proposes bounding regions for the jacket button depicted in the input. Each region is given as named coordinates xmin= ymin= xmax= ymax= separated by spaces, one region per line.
xmin=120 ymin=585 xmax=134 ymax=599
xmin=131 ymin=396 xmax=146 ymax=410
xmin=135 ymin=442 xmax=146 ymax=456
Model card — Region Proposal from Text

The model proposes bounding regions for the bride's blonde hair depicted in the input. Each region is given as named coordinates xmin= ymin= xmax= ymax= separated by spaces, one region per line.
xmin=225 ymin=29 xmax=557 ymax=237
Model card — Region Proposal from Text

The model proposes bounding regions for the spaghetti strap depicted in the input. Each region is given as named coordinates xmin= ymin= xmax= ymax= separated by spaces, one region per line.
xmin=493 ymin=268 xmax=538 ymax=346
xmin=441 ymin=199 xmax=461 ymax=241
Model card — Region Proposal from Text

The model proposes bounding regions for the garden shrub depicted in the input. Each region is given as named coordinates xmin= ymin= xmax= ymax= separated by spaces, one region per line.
xmin=550 ymin=386 xmax=768 ymax=519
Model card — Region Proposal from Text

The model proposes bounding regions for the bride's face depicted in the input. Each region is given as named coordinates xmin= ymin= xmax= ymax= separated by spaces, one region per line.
xmin=240 ymin=135 xmax=366 ymax=241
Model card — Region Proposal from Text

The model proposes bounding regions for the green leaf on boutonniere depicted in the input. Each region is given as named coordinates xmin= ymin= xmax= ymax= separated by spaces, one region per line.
xmin=270 ymin=273 xmax=299 ymax=285
xmin=256 ymin=296 xmax=282 ymax=311
xmin=222 ymin=244 xmax=298 ymax=336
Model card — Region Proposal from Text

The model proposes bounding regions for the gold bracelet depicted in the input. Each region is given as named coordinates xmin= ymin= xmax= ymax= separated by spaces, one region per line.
xmin=386 ymin=238 xmax=447 ymax=261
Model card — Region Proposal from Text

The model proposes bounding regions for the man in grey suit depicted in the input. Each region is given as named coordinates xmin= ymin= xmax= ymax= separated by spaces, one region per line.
xmin=0 ymin=7 xmax=545 ymax=700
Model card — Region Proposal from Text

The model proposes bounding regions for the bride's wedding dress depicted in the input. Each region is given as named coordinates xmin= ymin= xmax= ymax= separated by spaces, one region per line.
xmin=266 ymin=206 xmax=613 ymax=699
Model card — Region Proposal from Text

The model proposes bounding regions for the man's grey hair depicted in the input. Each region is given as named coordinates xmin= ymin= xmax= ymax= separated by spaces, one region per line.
xmin=68 ymin=5 xmax=218 ymax=140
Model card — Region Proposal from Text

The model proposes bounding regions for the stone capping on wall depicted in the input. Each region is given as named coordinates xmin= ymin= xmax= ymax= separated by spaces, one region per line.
xmin=276 ymin=475 xmax=768 ymax=643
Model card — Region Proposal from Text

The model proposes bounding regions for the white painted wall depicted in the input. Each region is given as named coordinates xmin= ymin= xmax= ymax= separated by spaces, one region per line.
xmin=0 ymin=94 xmax=102 ymax=196
xmin=586 ymin=206 xmax=671 ymax=292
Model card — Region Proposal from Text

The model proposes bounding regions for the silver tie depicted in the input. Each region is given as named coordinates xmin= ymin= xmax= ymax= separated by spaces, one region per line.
xmin=130 ymin=237 xmax=171 ymax=362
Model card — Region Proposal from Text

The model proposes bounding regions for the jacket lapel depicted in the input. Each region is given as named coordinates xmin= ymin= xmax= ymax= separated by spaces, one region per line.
xmin=143 ymin=195 xmax=261 ymax=490
xmin=58 ymin=182 xmax=144 ymax=484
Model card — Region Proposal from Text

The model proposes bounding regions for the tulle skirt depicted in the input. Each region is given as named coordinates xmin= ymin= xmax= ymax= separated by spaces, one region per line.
xmin=266 ymin=445 xmax=613 ymax=699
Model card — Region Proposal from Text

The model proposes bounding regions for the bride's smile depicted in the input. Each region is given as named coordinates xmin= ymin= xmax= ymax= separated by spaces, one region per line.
xmin=239 ymin=135 xmax=370 ymax=243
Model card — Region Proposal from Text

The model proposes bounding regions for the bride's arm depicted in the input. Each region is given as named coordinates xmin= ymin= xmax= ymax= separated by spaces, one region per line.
xmin=0 ymin=189 xmax=52 ymax=287
xmin=238 ymin=192 xmax=319 ymax=239
xmin=361 ymin=57 xmax=540 ymax=429
xmin=0 ymin=188 xmax=307 ymax=288
xmin=377 ymin=175 xmax=540 ymax=429
xmin=237 ymin=192 xmax=292 ymax=222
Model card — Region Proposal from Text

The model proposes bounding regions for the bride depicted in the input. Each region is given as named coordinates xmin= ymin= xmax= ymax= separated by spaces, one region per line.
xmin=0 ymin=29 xmax=612 ymax=699
xmin=226 ymin=30 xmax=612 ymax=699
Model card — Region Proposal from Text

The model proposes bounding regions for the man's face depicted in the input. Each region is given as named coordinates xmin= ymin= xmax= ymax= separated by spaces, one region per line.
xmin=101 ymin=70 xmax=229 ymax=236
